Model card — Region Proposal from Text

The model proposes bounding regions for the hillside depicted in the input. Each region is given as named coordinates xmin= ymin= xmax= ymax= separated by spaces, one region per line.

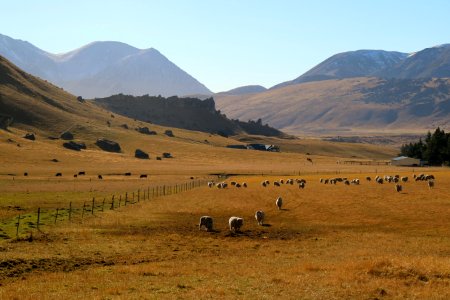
xmin=93 ymin=94 xmax=285 ymax=137
xmin=215 ymin=77 xmax=450 ymax=135
xmin=0 ymin=33 xmax=211 ymax=98
xmin=219 ymin=85 xmax=267 ymax=95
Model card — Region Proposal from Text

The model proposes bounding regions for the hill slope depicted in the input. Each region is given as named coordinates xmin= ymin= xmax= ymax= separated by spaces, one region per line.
xmin=0 ymin=33 xmax=211 ymax=98
xmin=215 ymin=77 xmax=450 ymax=135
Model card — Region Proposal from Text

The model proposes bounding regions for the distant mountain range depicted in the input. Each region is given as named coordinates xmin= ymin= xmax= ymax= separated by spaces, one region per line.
xmin=215 ymin=44 xmax=450 ymax=134
xmin=272 ymin=45 xmax=450 ymax=89
xmin=0 ymin=33 xmax=211 ymax=98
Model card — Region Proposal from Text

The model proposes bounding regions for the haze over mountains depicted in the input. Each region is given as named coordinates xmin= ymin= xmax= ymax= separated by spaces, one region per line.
xmin=0 ymin=33 xmax=211 ymax=98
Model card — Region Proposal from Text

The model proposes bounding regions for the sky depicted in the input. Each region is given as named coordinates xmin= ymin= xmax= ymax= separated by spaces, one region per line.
xmin=1 ymin=0 xmax=449 ymax=92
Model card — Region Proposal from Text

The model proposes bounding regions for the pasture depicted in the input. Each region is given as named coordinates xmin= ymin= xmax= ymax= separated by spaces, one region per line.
xmin=1 ymin=168 xmax=449 ymax=299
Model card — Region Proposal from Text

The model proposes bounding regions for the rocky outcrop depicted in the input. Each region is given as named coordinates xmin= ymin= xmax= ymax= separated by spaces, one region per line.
xmin=135 ymin=149 xmax=149 ymax=159
xmin=95 ymin=138 xmax=121 ymax=153
xmin=63 ymin=141 xmax=86 ymax=151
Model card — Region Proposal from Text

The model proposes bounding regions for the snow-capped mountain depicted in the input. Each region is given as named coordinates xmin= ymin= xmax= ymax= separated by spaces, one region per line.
xmin=0 ymin=33 xmax=212 ymax=98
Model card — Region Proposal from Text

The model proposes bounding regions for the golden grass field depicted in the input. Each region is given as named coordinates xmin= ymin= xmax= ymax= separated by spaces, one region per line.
xmin=1 ymin=145 xmax=449 ymax=299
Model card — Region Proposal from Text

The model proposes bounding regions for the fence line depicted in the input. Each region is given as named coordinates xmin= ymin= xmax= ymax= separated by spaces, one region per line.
xmin=11 ymin=179 xmax=210 ymax=239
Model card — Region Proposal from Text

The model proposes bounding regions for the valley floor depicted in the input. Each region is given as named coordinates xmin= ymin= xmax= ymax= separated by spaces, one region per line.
xmin=1 ymin=167 xmax=449 ymax=299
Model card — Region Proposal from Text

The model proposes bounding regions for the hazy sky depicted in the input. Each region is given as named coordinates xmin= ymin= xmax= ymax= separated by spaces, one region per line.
xmin=1 ymin=0 xmax=449 ymax=92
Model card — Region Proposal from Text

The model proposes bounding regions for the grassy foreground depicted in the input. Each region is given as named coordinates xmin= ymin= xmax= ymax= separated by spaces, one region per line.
xmin=1 ymin=169 xmax=449 ymax=299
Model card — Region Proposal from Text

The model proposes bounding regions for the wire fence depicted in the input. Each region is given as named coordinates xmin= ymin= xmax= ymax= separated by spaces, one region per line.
xmin=8 ymin=179 xmax=210 ymax=240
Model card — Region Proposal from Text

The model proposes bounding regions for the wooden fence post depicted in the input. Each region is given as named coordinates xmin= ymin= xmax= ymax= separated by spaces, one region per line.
xmin=92 ymin=197 xmax=95 ymax=215
xmin=125 ymin=192 xmax=128 ymax=206
xmin=16 ymin=214 xmax=20 ymax=238
xmin=37 ymin=208 xmax=41 ymax=231
xmin=54 ymin=208 xmax=59 ymax=224
xmin=102 ymin=198 xmax=105 ymax=212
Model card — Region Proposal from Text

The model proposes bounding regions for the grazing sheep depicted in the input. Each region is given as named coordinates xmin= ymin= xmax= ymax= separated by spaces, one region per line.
xmin=98 ymin=175 xmax=103 ymax=179
xmin=198 ymin=216 xmax=214 ymax=231
xmin=73 ymin=174 xmax=78 ymax=178
xmin=395 ymin=184 xmax=402 ymax=193
xmin=324 ymin=179 xmax=329 ymax=184
xmin=261 ymin=181 xmax=267 ymax=187
xmin=78 ymin=171 xmax=86 ymax=176
xmin=393 ymin=177 xmax=399 ymax=183
xmin=235 ymin=183 xmax=241 ymax=188
xmin=242 ymin=182 xmax=247 ymax=188
xmin=344 ymin=180 xmax=350 ymax=185
xmin=376 ymin=178 xmax=383 ymax=184
xmin=274 ymin=181 xmax=281 ymax=187
xmin=231 ymin=181 xmax=237 ymax=186
xmin=208 ymin=182 xmax=214 ymax=188
xmin=55 ymin=173 xmax=62 ymax=177
xmin=276 ymin=197 xmax=283 ymax=210
xmin=401 ymin=176 xmax=408 ymax=183
xmin=140 ymin=174 xmax=147 ymax=178
xmin=280 ymin=179 xmax=284 ymax=184
xmin=299 ymin=182 xmax=305 ymax=189
xmin=255 ymin=210 xmax=265 ymax=225
xmin=366 ymin=176 xmax=371 ymax=181
xmin=320 ymin=178 xmax=324 ymax=183
xmin=425 ymin=174 xmax=435 ymax=180
xmin=229 ymin=217 xmax=244 ymax=233
xmin=428 ymin=180 xmax=435 ymax=189
xmin=216 ymin=183 xmax=223 ymax=189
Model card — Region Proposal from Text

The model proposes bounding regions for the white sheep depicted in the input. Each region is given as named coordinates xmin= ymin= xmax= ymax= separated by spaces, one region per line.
xmin=401 ymin=176 xmax=408 ymax=182
xmin=229 ymin=216 xmax=244 ymax=233
xmin=428 ymin=180 xmax=435 ymax=189
xmin=395 ymin=184 xmax=402 ymax=193
xmin=274 ymin=181 xmax=281 ymax=187
xmin=298 ymin=182 xmax=305 ymax=189
xmin=198 ymin=216 xmax=213 ymax=231
xmin=242 ymin=182 xmax=247 ymax=188
xmin=255 ymin=210 xmax=265 ymax=225
xmin=276 ymin=197 xmax=283 ymax=210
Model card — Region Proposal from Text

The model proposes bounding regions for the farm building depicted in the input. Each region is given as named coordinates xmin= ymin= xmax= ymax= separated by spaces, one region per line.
xmin=391 ymin=156 xmax=420 ymax=166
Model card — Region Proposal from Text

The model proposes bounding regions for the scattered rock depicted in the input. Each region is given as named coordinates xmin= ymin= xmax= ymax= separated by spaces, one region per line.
xmin=60 ymin=131 xmax=74 ymax=140
xmin=164 ymin=130 xmax=174 ymax=137
xmin=63 ymin=141 xmax=86 ymax=151
xmin=162 ymin=152 xmax=173 ymax=158
xmin=23 ymin=133 xmax=35 ymax=141
xmin=95 ymin=138 xmax=121 ymax=153
xmin=136 ymin=127 xmax=157 ymax=135
xmin=135 ymin=149 xmax=149 ymax=159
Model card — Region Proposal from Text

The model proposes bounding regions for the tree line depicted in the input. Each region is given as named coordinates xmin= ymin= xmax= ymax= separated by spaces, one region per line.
xmin=400 ymin=127 xmax=450 ymax=166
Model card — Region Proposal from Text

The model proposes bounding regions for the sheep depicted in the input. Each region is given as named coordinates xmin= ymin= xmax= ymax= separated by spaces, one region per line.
xmin=221 ymin=182 xmax=228 ymax=188
xmin=235 ymin=183 xmax=241 ymax=188
xmin=255 ymin=211 xmax=265 ymax=225
xmin=395 ymin=184 xmax=402 ymax=193
xmin=261 ymin=181 xmax=267 ymax=187
xmin=78 ymin=171 xmax=86 ymax=176
xmin=279 ymin=179 xmax=284 ymax=184
xmin=198 ymin=216 xmax=213 ymax=231
xmin=276 ymin=197 xmax=283 ymax=210
xmin=393 ymin=177 xmax=399 ymax=183
xmin=288 ymin=179 xmax=294 ymax=185
xmin=207 ymin=182 xmax=214 ymax=188
xmin=299 ymin=182 xmax=305 ymax=189
xmin=401 ymin=176 xmax=408 ymax=183
xmin=324 ymin=179 xmax=329 ymax=184
xmin=298 ymin=179 xmax=306 ymax=184
xmin=428 ymin=180 xmax=435 ymax=189
xmin=230 ymin=181 xmax=237 ymax=186
xmin=242 ymin=182 xmax=247 ymax=188
xmin=376 ymin=178 xmax=383 ymax=184
xmin=229 ymin=216 xmax=244 ymax=233
xmin=320 ymin=178 xmax=324 ymax=183
xmin=425 ymin=174 xmax=435 ymax=180
xmin=351 ymin=179 xmax=360 ymax=185
xmin=265 ymin=180 xmax=270 ymax=185
xmin=98 ymin=175 xmax=103 ymax=179
xmin=140 ymin=174 xmax=147 ymax=178
xmin=366 ymin=176 xmax=371 ymax=181
xmin=274 ymin=181 xmax=281 ymax=187
xmin=55 ymin=173 xmax=62 ymax=177
xmin=344 ymin=180 xmax=350 ymax=185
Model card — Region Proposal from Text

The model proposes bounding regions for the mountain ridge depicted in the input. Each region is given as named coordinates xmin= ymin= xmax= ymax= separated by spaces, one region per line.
xmin=0 ymin=33 xmax=212 ymax=98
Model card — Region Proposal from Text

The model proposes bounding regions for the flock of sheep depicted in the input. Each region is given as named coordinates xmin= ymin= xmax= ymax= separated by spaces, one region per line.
xmin=199 ymin=172 xmax=436 ymax=233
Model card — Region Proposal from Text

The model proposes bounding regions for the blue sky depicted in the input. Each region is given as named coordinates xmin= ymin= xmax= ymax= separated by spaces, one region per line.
xmin=1 ymin=0 xmax=449 ymax=92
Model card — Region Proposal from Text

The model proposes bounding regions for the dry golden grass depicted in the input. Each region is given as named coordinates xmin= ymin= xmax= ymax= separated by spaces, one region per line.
xmin=1 ymin=168 xmax=449 ymax=299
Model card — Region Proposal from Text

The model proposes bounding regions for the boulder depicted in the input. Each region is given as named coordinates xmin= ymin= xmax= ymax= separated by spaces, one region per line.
xmin=162 ymin=152 xmax=173 ymax=158
xmin=95 ymin=138 xmax=121 ymax=153
xmin=164 ymin=130 xmax=174 ymax=137
xmin=63 ymin=141 xmax=86 ymax=151
xmin=24 ymin=133 xmax=35 ymax=140
xmin=135 ymin=149 xmax=149 ymax=159
xmin=136 ymin=127 xmax=157 ymax=135
xmin=60 ymin=131 xmax=74 ymax=140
